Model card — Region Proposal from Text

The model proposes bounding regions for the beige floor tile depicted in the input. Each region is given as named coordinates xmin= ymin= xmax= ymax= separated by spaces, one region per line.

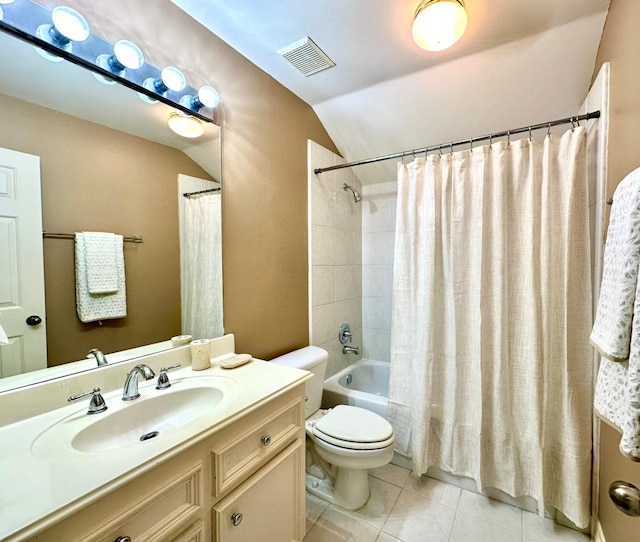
xmin=523 ymin=511 xmax=590 ymax=542
xmin=382 ymin=489 xmax=456 ymax=542
xmin=304 ymin=505 xmax=381 ymax=542
xmin=369 ymin=463 xmax=411 ymax=488
xmin=457 ymin=489 xmax=522 ymax=534
xmin=375 ymin=532 xmax=401 ymax=542
xmin=339 ymin=476 xmax=401 ymax=530
xmin=403 ymin=473 xmax=461 ymax=508
xmin=306 ymin=492 xmax=330 ymax=534
xmin=449 ymin=511 xmax=521 ymax=542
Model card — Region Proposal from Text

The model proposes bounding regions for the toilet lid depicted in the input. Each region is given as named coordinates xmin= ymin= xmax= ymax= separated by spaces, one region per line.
xmin=313 ymin=405 xmax=394 ymax=444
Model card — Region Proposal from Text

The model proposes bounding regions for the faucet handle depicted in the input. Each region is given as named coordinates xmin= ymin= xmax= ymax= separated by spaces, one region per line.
xmin=156 ymin=364 xmax=181 ymax=390
xmin=68 ymin=387 xmax=108 ymax=415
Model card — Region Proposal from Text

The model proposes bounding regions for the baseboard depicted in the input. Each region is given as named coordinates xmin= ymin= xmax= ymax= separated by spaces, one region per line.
xmin=594 ymin=520 xmax=606 ymax=542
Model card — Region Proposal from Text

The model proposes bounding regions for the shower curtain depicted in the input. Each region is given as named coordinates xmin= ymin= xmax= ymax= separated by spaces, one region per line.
xmin=388 ymin=127 xmax=593 ymax=528
xmin=182 ymin=193 xmax=223 ymax=339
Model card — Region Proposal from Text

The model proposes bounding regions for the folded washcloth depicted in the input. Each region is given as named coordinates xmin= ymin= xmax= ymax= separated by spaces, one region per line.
xmin=75 ymin=232 xmax=127 ymax=323
xmin=83 ymin=232 xmax=120 ymax=294
xmin=591 ymin=168 xmax=640 ymax=361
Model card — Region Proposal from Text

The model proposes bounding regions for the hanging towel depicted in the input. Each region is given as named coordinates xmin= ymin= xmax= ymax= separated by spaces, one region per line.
xmin=75 ymin=232 xmax=127 ymax=323
xmin=83 ymin=232 xmax=120 ymax=294
xmin=592 ymin=167 xmax=640 ymax=461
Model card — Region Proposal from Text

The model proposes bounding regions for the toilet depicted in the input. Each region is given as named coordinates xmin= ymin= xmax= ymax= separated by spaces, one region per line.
xmin=271 ymin=346 xmax=395 ymax=510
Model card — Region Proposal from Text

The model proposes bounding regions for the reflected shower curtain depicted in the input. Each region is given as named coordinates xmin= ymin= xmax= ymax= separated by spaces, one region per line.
xmin=388 ymin=128 xmax=593 ymax=528
xmin=182 ymin=193 xmax=223 ymax=339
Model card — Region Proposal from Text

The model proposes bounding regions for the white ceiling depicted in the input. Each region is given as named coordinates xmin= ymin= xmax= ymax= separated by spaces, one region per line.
xmin=171 ymin=0 xmax=611 ymax=184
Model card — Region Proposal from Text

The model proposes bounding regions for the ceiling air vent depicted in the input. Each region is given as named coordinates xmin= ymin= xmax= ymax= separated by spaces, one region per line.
xmin=277 ymin=37 xmax=335 ymax=77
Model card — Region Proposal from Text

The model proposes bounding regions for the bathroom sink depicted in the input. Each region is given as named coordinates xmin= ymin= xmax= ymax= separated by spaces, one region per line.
xmin=31 ymin=376 xmax=236 ymax=459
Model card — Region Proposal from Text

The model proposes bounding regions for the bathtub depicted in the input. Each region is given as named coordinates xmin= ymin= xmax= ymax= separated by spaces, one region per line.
xmin=321 ymin=359 xmax=389 ymax=418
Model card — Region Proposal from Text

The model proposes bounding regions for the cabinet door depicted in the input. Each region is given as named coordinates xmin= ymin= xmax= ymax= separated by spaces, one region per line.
xmin=212 ymin=440 xmax=305 ymax=542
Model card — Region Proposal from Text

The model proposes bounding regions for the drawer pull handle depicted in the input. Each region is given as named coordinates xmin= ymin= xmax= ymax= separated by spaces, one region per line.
xmin=231 ymin=512 xmax=243 ymax=526
xmin=115 ymin=537 xmax=131 ymax=542
xmin=261 ymin=435 xmax=272 ymax=446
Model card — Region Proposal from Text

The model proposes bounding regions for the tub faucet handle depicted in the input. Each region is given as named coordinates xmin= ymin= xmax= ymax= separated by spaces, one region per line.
xmin=339 ymin=323 xmax=353 ymax=345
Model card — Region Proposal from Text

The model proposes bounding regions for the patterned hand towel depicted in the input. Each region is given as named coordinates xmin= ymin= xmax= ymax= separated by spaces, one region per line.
xmin=75 ymin=232 xmax=127 ymax=323
xmin=83 ymin=232 xmax=120 ymax=294
xmin=592 ymin=167 xmax=640 ymax=460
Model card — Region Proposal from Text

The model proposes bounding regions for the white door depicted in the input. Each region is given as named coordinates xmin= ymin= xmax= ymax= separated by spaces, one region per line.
xmin=0 ymin=147 xmax=46 ymax=377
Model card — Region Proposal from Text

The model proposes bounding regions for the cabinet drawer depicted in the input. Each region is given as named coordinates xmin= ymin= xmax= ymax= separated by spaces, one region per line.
xmin=37 ymin=462 xmax=203 ymax=542
xmin=212 ymin=396 xmax=303 ymax=496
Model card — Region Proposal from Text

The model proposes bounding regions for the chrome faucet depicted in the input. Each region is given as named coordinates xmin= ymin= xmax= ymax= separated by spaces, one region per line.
xmin=122 ymin=364 xmax=156 ymax=401
xmin=87 ymin=348 xmax=108 ymax=366
xmin=343 ymin=345 xmax=360 ymax=355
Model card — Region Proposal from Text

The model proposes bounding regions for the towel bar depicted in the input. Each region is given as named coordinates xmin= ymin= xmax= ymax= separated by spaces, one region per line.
xmin=42 ymin=231 xmax=143 ymax=243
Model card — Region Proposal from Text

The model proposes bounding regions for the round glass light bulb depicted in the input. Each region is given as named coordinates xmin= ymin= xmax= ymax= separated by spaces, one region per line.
xmin=51 ymin=6 xmax=90 ymax=42
xmin=197 ymin=86 xmax=220 ymax=108
xmin=113 ymin=40 xmax=144 ymax=70
xmin=412 ymin=0 xmax=467 ymax=52
xmin=168 ymin=113 xmax=204 ymax=139
xmin=161 ymin=67 xmax=186 ymax=92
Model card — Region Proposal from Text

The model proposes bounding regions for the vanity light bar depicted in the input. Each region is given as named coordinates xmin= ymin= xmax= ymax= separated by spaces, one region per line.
xmin=0 ymin=0 xmax=218 ymax=124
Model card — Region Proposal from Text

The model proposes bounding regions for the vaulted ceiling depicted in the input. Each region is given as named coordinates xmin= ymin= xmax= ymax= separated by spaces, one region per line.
xmin=171 ymin=0 xmax=611 ymax=183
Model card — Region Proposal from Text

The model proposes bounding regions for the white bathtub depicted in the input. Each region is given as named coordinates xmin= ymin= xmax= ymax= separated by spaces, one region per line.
xmin=321 ymin=359 xmax=389 ymax=418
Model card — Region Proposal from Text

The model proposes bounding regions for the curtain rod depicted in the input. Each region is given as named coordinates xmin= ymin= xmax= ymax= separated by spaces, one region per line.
xmin=313 ymin=111 xmax=601 ymax=175
xmin=42 ymin=231 xmax=143 ymax=243
xmin=182 ymin=187 xmax=221 ymax=198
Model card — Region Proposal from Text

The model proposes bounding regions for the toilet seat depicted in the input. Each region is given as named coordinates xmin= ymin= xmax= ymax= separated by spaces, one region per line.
xmin=311 ymin=405 xmax=394 ymax=451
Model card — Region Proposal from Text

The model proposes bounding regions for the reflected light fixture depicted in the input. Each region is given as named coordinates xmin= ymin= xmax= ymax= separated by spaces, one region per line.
xmin=168 ymin=112 xmax=205 ymax=139
xmin=141 ymin=66 xmax=186 ymax=104
xmin=180 ymin=85 xmax=220 ymax=112
xmin=95 ymin=39 xmax=144 ymax=85
xmin=0 ymin=0 xmax=14 ymax=20
xmin=35 ymin=6 xmax=90 ymax=62
xmin=412 ymin=0 xmax=467 ymax=52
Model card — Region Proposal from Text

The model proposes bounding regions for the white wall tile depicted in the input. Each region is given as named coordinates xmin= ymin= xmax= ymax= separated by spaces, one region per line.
xmin=309 ymin=141 xmax=335 ymax=191
xmin=363 ymin=264 xmax=393 ymax=297
xmin=334 ymin=189 xmax=355 ymax=231
xmin=363 ymin=296 xmax=392 ymax=330
xmin=336 ymin=298 xmax=362 ymax=330
xmin=363 ymin=231 xmax=396 ymax=265
xmin=312 ymin=303 xmax=339 ymax=345
xmin=363 ymin=328 xmax=391 ymax=362
xmin=311 ymin=183 xmax=335 ymax=227
xmin=335 ymin=231 xmax=358 ymax=265
xmin=312 ymin=226 xmax=335 ymax=266
xmin=335 ymin=265 xmax=360 ymax=302
xmin=312 ymin=266 xmax=335 ymax=307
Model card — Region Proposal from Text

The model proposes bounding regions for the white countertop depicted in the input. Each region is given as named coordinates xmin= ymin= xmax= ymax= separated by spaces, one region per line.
xmin=0 ymin=352 xmax=309 ymax=541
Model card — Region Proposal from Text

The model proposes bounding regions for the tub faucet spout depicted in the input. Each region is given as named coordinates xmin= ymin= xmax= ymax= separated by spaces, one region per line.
xmin=343 ymin=345 xmax=360 ymax=355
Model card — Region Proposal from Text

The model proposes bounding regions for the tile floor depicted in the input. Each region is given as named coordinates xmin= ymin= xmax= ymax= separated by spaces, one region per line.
xmin=303 ymin=463 xmax=591 ymax=542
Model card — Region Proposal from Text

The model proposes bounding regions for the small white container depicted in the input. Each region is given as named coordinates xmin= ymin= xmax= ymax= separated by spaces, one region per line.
xmin=190 ymin=339 xmax=211 ymax=371
xmin=171 ymin=334 xmax=192 ymax=347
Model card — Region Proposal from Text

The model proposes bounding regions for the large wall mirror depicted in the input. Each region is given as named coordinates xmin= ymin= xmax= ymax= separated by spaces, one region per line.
xmin=0 ymin=28 xmax=223 ymax=392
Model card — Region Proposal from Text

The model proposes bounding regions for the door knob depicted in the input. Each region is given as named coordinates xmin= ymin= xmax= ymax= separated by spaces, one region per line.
xmin=26 ymin=315 xmax=42 ymax=326
xmin=609 ymin=481 xmax=640 ymax=516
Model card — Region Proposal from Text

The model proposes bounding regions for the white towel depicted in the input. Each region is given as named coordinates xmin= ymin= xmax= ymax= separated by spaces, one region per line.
xmin=592 ymin=167 xmax=640 ymax=460
xmin=83 ymin=232 xmax=120 ymax=294
xmin=75 ymin=232 xmax=127 ymax=323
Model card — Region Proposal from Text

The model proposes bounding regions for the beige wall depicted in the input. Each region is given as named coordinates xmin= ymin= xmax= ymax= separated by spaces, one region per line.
xmin=29 ymin=0 xmax=339 ymax=360
xmin=592 ymin=0 xmax=640 ymax=540
xmin=0 ymin=94 xmax=212 ymax=366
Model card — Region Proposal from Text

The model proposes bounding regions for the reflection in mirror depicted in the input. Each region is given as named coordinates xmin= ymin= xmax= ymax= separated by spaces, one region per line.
xmin=0 ymin=29 xmax=223 ymax=392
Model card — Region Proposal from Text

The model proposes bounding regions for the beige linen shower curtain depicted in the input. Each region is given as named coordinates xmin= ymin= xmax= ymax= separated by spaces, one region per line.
xmin=388 ymin=127 xmax=593 ymax=528
xmin=182 ymin=193 xmax=223 ymax=339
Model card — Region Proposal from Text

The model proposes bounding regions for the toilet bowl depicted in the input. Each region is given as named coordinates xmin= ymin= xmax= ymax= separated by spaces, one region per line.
xmin=271 ymin=347 xmax=395 ymax=510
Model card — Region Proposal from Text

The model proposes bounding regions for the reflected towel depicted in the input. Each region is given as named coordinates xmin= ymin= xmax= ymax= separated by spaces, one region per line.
xmin=75 ymin=232 xmax=127 ymax=323
xmin=592 ymin=168 xmax=640 ymax=460
xmin=83 ymin=232 xmax=120 ymax=294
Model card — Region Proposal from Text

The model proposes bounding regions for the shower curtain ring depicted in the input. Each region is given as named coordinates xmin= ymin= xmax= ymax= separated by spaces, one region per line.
xmin=546 ymin=123 xmax=552 ymax=137
xmin=469 ymin=138 xmax=473 ymax=151
xmin=489 ymin=133 xmax=493 ymax=146
xmin=507 ymin=130 xmax=511 ymax=145
xmin=528 ymin=126 xmax=532 ymax=140
xmin=438 ymin=144 xmax=442 ymax=156
xmin=571 ymin=117 xmax=577 ymax=131
xmin=450 ymin=141 xmax=453 ymax=154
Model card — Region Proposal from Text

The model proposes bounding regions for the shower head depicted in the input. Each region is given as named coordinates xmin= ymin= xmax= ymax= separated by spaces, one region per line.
xmin=343 ymin=183 xmax=362 ymax=203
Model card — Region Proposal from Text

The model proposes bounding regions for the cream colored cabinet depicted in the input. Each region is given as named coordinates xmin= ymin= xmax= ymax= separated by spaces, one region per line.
xmin=212 ymin=441 xmax=304 ymax=541
xmin=33 ymin=386 xmax=305 ymax=542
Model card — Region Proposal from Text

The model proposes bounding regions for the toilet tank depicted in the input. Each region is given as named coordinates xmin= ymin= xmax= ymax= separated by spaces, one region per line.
xmin=270 ymin=346 xmax=328 ymax=418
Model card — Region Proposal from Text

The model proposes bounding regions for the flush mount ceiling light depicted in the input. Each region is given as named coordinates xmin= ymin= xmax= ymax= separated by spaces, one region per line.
xmin=412 ymin=0 xmax=467 ymax=52
xmin=35 ymin=6 xmax=90 ymax=62
xmin=168 ymin=112 xmax=204 ymax=139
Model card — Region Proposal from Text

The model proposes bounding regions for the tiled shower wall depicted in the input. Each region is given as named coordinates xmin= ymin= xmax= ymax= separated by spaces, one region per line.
xmin=308 ymin=140 xmax=363 ymax=378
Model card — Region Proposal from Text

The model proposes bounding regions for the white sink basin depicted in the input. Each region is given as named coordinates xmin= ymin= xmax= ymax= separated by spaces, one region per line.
xmin=31 ymin=376 xmax=237 ymax=459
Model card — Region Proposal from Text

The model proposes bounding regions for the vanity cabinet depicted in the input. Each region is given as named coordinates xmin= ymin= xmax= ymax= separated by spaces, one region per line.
xmin=31 ymin=385 xmax=305 ymax=542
